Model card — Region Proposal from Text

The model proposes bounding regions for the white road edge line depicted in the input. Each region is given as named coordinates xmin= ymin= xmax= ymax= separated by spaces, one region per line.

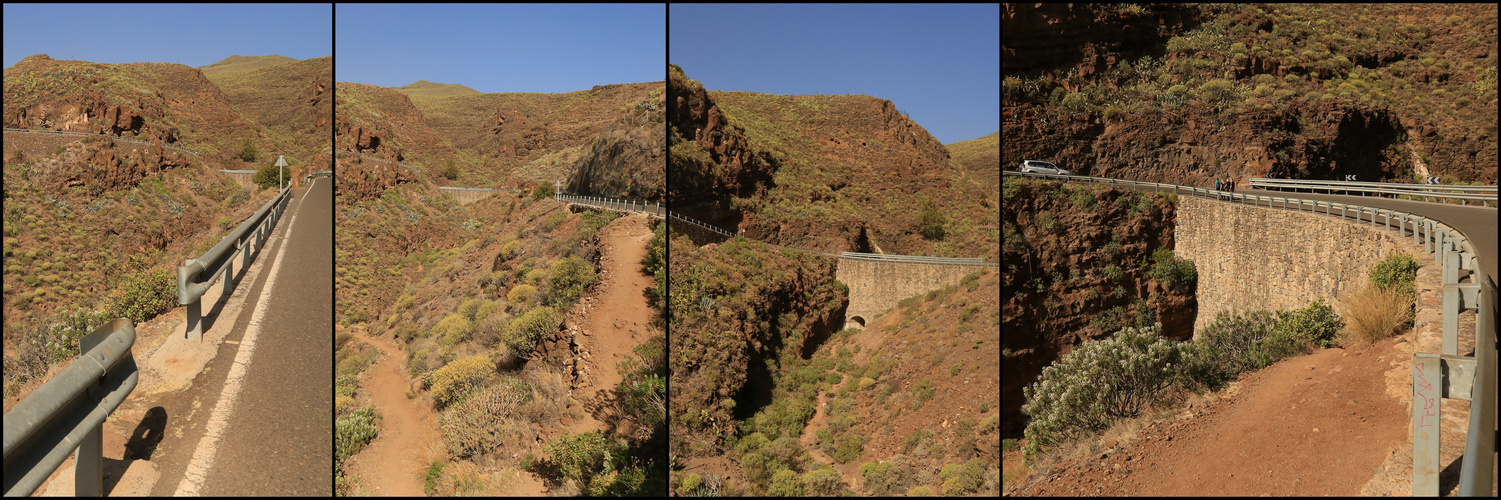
xmin=300 ymin=177 xmax=317 ymax=204
xmin=172 ymin=197 xmax=302 ymax=496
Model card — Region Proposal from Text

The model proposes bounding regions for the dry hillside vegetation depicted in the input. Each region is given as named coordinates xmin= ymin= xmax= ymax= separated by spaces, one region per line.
xmin=1000 ymin=176 xmax=1198 ymax=440
xmin=668 ymin=265 xmax=1000 ymax=496
xmin=669 ymin=64 xmax=998 ymax=260
xmin=333 ymin=167 xmax=666 ymax=494
xmin=1003 ymin=3 xmax=1497 ymax=185
xmin=200 ymin=55 xmax=334 ymax=179
xmin=947 ymin=132 xmax=1001 ymax=193
xmin=338 ymin=79 xmax=665 ymax=199
xmin=3 ymin=53 xmax=323 ymax=402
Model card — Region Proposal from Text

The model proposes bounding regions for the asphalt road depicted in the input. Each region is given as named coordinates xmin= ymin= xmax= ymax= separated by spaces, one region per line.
xmin=148 ymin=179 xmax=333 ymax=495
xmin=201 ymin=177 xmax=333 ymax=495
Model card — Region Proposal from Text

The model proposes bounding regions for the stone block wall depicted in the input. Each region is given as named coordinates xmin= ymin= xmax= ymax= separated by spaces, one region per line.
xmin=835 ymin=258 xmax=987 ymax=329
xmin=1175 ymin=196 xmax=1428 ymax=335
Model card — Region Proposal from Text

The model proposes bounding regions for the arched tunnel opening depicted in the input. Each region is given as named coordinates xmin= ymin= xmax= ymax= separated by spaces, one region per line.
xmin=848 ymin=316 xmax=866 ymax=329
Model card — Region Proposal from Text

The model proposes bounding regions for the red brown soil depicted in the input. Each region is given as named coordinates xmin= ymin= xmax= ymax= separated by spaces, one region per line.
xmin=344 ymin=328 xmax=442 ymax=496
xmin=1008 ymin=338 xmax=1409 ymax=496
xmin=798 ymin=381 xmax=861 ymax=492
xmin=564 ymin=214 xmax=657 ymax=437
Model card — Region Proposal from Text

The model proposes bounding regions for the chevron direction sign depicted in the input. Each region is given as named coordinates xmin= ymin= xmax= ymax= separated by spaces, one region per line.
xmin=1345 ymin=175 xmax=1357 ymax=181
xmin=1425 ymin=176 xmax=1441 ymax=184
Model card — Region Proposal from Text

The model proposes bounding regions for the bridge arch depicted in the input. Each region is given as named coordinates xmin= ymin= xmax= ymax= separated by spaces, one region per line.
xmin=846 ymin=315 xmax=866 ymax=330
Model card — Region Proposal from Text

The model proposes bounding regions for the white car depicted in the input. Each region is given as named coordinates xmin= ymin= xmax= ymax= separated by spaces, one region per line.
xmin=1018 ymin=160 xmax=1070 ymax=176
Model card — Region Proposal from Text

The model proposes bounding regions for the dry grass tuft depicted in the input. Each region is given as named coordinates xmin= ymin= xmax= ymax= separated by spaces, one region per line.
xmin=1338 ymin=283 xmax=1414 ymax=345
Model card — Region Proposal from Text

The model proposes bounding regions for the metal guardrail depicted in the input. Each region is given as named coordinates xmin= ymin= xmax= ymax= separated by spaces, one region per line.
xmin=3 ymin=127 xmax=199 ymax=156
xmin=3 ymin=319 xmax=138 ymax=496
xmin=304 ymin=170 xmax=332 ymax=184
xmin=1250 ymin=178 xmax=1497 ymax=206
xmin=555 ymin=193 xmax=667 ymax=217
xmin=177 ymin=187 xmax=292 ymax=341
xmin=1005 ymin=170 xmax=1496 ymax=495
xmin=332 ymin=149 xmax=422 ymax=173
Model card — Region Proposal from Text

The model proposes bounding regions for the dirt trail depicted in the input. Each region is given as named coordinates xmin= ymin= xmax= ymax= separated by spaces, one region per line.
xmin=344 ymin=328 xmax=441 ymax=496
xmin=565 ymin=214 xmax=656 ymax=436
xmin=1010 ymin=338 xmax=1411 ymax=496
xmin=799 ymin=382 xmax=860 ymax=492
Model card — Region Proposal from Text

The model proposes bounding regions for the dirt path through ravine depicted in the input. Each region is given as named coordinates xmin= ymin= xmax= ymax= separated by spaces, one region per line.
xmin=799 ymin=381 xmax=860 ymax=492
xmin=344 ymin=328 xmax=441 ymax=496
xmin=564 ymin=214 xmax=656 ymax=436
xmin=1010 ymin=337 xmax=1412 ymax=496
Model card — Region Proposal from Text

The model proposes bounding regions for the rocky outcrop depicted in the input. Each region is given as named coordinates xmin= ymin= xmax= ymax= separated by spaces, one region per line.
xmin=335 ymin=154 xmax=417 ymax=204
xmin=667 ymin=65 xmax=778 ymax=223
xmin=1003 ymin=3 xmax=1203 ymax=78
xmin=30 ymin=136 xmax=193 ymax=196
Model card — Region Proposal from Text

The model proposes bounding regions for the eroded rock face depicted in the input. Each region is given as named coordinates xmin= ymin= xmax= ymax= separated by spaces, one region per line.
xmin=36 ymin=137 xmax=193 ymax=195
xmin=335 ymin=155 xmax=416 ymax=204
xmin=667 ymin=68 xmax=777 ymax=217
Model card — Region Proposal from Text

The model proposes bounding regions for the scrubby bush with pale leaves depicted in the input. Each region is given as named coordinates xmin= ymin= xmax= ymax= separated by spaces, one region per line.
xmin=1021 ymin=323 xmax=1181 ymax=454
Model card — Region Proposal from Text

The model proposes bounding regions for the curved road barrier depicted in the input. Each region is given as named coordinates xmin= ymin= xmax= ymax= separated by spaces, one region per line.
xmin=1250 ymin=177 xmax=1496 ymax=206
xmin=177 ymin=187 xmax=292 ymax=341
xmin=2 ymin=319 xmax=138 ymax=496
xmin=1005 ymin=170 xmax=1496 ymax=495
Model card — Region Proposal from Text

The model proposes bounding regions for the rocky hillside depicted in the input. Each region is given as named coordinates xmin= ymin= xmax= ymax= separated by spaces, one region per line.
xmin=391 ymin=80 xmax=481 ymax=99
xmin=1003 ymin=3 xmax=1498 ymax=185
xmin=668 ymin=64 xmax=998 ymax=260
xmin=335 ymin=82 xmax=466 ymax=185
xmin=401 ymin=81 xmax=664 ymax=189
xmin=1000 ymin=176 xmax=1197 ymax=440
xmin=947 ymin=132 xmax=1001 ymax=193
xmin=201 ymin=55 xmax=334 ymax=179
xmin=4 ymin=54 xmax=275 ymax=169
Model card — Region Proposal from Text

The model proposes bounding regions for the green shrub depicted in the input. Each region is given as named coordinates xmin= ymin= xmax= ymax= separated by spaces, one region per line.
xmin=1186 ymin=309 xmax=1279 ymax=386
xmin=507 ymin=284 xmax=536 ymax=308
xmin=1103 ymin=265 xmax=1124 ymax=283
xmin=475 ymin=300 xmax=502 ymax=322
xmin=335 ymin=407 xmax=379 ymax=463
xmin=548 ymin=256 xmax=596 ymax=308
xmin=433 ymin=313 xmax=471 ymax=347
xmin=252 ymin=161 xmax=290 ymax=190
xmin=800 ymin=468 xmax=845 ymax=497
xmin=443 ymin=162 xmax=460 ymax=181
xmin=860 ymin=461 xmax=912 ymax=497
xmin=1149 ymin=249 xmax=1197 ymax=294
xmin=424 ymin=461 xmax=446 ymax=496
xmin=918 ymin=198 xmax=946 ymax=241
xmin=833 ymin=432 xmax=867 ymax=463
xmin=500 ymin=240 xmax=523 ymax=261
xmin=768 ymin=469 xmax=801 ymax=496
xmin=239 ymin=139 xmax=259 ymax=162
xmin=1021 ymin=324 xmax=1180 ymax=453
xmin=532 ymin=182 xmax=555 ymax=201
xmin=429 ymin=355 xmax=493 ymax=409
xmin=1369 ymin=254 xmax=1420 ymax=299
xmin=458 ymin=299 xmax=481 ymax=321
xmin=1070 ymin=186 xmax=1096 ymax=211
xmin=504 ymin=306 xmax=561 ymax=355
xmin=543 ymin=431 xmax=625 ymax=493
xmin=1272 ymin=297 xmax=1344 ymax=349
xmin=108 ymin=268 xmax=176 ymax=324
xmin=939 ymin=458 xmax=986 ymax=496
xmin=907 ymin=485 xmax=937 ymax=496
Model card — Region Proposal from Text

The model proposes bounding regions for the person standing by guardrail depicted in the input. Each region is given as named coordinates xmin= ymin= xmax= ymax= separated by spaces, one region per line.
xmin=1216 ymin=179 xmax=1221 ymax=191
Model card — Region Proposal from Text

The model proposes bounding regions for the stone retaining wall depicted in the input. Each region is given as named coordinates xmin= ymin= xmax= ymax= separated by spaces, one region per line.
xmin=1175 ymin=196 xmax=1428 ymax=335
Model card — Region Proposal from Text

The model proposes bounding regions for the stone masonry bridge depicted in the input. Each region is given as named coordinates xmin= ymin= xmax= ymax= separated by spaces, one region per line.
xmin=663 ymin=209 xmax=998 ymax=330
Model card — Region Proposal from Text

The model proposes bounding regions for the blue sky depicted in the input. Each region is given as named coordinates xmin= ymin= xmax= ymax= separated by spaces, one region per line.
xmin=3 ymin=3 xmax=331 ymax=68
xmin=670 ymin=4 xmax=999 ymax=145
xmin=335 ymin=4 xmax=665 ymax=94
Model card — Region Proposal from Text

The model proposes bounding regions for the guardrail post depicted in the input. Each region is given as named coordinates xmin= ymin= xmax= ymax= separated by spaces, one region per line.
xmin=1413 ymin=352 xmax=1442 ymax=496
xmin=77 ymin=418 xmax=103 ymax=496
xmin=1434 ymin=230 xmax=1445 ymax=266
